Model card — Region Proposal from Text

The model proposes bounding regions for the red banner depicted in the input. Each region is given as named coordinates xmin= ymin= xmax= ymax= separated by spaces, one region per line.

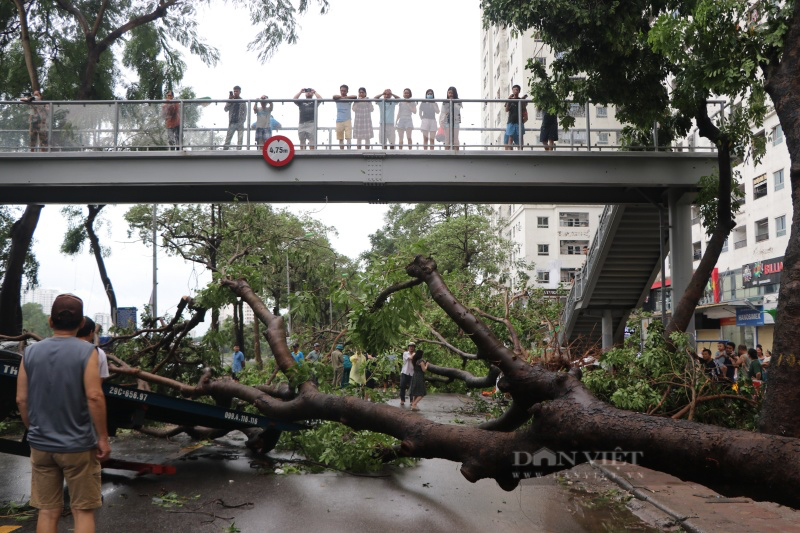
xmin=711 ymin=268 xmax=721 ymax=303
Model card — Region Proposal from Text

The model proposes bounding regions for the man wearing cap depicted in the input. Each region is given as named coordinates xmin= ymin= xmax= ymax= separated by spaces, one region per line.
xmin=16 ymin=294 xmax=111 ymax=533
xmin=331 ymin=344 xmax=344 ymax=387
xmin=400 ymin=342 xmax=416 ymax=406
xmin=307 ymin=342 xmax=322 ymax=363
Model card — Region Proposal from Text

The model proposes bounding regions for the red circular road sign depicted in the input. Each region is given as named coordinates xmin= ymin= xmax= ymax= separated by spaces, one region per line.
xmin=262 ymin=135 xmax=295 ymax=167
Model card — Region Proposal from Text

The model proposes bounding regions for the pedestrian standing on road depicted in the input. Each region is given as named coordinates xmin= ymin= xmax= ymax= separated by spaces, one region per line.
xmin=291 ymin=342 xmax=305 ymax=366
xmin=16 ymin=293 xmax=111 ymax=533
xmin=399 ymin=341 xmax=416 ymax=406
xmin=307 ymin=342 xmax=322 ymax=363
xmin=349 ymin=351 xmax=367 ymax=387
xmin=331 ymin=343 xmax=344 ymax=387
xmin=76 ymin=316 xmax=109 ymax=379
xmin=223 ymin=85 xmax=247 ymax=149
xmin=342 ymin=349 xmax=353 ymax=388
xmin=409 ymin=349 xmax=429 ymax=411
xmin=231 ymin=345 xmax=245 ymax=381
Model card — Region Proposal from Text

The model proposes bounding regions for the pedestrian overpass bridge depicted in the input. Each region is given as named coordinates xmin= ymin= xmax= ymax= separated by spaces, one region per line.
xmin=0 ymin=96 xmax=718 ymax=349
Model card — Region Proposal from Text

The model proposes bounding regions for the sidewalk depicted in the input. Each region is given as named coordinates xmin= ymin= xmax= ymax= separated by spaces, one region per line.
xmin=589 ymin=459 xmax=800 ymax=532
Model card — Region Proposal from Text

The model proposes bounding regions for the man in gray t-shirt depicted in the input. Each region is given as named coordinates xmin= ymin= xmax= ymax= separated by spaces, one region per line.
xmin=17 ymin=293 xmax=111 ymax=533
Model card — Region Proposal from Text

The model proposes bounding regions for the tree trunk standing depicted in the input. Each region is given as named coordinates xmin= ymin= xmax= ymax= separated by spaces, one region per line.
xmin=253 ymin=316 xmax=263 ymax=369
xmin=11 ymin=0 xmax=39 ymax=93
xmin=0 ymin=205 xmax=42 ymax=335
xmin=236 ymin=298 xmax=245 ymax=351
xmin=760 ymin=5 xmax=800 ymax=437
xmin=666 ymin=131 xmax=734 ymax=337
xmin=84 ymin=205 xmax=118 ymax=326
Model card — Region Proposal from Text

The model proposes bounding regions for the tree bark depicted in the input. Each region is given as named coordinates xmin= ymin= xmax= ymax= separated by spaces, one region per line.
xmin=759 ymin=1 xmax=800 ymax=438
xmin=253 ymin=314 xmax=263 ymax=370
xmin=666 ymin=104 xmax=735 ymax=337
xmin=11 ymin=0 xmax=39 ymax=92
xmin=84 ymin=205 xmax=118 ymax=326
xmin=0 ymin=205 xmax=42 ymax=336
xmin=203 ymin=264 xmax=800 ymax=506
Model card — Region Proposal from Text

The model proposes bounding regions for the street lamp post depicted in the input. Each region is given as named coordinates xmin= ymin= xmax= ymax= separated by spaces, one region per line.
xmin=285 ymin=232 xmax=314 ymax=339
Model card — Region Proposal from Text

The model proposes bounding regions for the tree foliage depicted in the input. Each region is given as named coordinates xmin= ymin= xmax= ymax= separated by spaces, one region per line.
xmin=21 ymin=302 xmax=51 ymax=337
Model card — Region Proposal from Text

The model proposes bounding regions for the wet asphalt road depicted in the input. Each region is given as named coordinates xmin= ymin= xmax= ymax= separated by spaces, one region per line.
xmin=0 ymin=394 xmax=660 ymax=533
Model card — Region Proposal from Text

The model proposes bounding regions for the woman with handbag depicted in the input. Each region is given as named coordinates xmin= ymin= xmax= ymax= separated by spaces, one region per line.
xmin=440 ymin=86 xmax=462 ymax=151
xmin=419 ymin=89 xmax=440 ymax=150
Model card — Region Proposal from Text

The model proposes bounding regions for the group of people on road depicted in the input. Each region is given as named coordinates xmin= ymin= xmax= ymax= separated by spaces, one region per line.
xmin=695 ymin=341 xmax=771 ymax=386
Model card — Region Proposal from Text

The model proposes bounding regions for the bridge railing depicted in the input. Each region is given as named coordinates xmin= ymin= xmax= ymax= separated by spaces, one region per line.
xmin=0 ymin=98 xmax=722 ymax=153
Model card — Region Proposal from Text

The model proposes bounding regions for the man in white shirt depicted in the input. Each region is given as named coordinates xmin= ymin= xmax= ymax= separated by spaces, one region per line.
xmin=77 ymin=317 xmax=109 ymax=379
xmin=400 ymin=342 xmax=416 ymax=406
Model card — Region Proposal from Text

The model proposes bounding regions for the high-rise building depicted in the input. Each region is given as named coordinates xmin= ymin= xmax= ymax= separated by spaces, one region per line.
xmin=94 ymin=313 xmax=112 ymax=334
xmin=21 ymin=287 xmax=60 ymax=315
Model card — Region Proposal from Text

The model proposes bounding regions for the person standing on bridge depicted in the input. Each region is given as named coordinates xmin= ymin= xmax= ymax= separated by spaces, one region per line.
xmin=333 ymin=84 xmax=357 ymax=149
xmin=20 ymin=89 xmax=49 ymax=152
xmin=396 ymin=88 xmax=417 ymax=149
xmin=161 ymin=90 xmax=180 ymax=150
xmin=375 ymin=88 xmax=400 ymax=149
xmin=223 ymin=85 xmax=247 ymax=150
xmin=440 ymin=86 xmax=462 ymax=151
xmin=16 ymin=293 xmax=111 ymax=533
xmin=294 ymin=87 xmax=322 ymax=149
xmin=419 ymin=89 xmax=440 ymax=150
xmin=253 ymin=95 xmax=274 ymax=149
xmin=540 ymin=108 xmax=559 ymax=151
xmin=352 ymin=87 xmax=374 ymax=149
xmin=505 ymin=85 xmax=528 ymax=150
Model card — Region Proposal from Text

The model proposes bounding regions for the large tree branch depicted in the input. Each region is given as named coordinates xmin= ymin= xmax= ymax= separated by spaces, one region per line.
xmin=11 ymin=0 xmax=39 ymax=92
xmin=370 ymin=278 xmax=424 ymax=312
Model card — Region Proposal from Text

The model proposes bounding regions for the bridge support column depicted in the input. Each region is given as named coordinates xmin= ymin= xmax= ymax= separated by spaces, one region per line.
xmin=668 ymin=190 xmax=696 ymax=335
xmin=601 ymin=309 xmax=613 ymax=352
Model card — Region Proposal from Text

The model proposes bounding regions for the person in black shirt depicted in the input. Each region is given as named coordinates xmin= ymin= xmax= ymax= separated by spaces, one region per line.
xmin=293 ymin=87 xmax=322 ymax=150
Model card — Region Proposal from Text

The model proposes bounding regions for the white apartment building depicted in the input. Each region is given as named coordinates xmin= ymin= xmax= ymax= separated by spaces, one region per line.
xmin=480 ymin=25 xmax=624 ymax=150
xmin=21 ymin=287 xmax=60 ymax=315
xmin=94 ymin=312 xmax=112 ymax=334
xmin=219 ymin=303 xmax=255 ymax=325
xmin=494 ymin=204 xmax=604 ymax=289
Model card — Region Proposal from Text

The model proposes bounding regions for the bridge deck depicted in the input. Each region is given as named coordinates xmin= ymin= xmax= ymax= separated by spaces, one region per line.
xmin=0 ymin=150 xmax=715 ymax=204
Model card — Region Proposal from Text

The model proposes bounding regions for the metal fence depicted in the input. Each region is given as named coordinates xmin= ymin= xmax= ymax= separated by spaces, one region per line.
xmin=0 ymin=98 xmax=722 ymax=153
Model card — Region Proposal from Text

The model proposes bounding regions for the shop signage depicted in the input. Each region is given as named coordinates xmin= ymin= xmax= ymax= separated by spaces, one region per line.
xmin=742 ymin=256 xmax=783 ymax=288
xmin=736 ymin=307 xmax=764 ymax=327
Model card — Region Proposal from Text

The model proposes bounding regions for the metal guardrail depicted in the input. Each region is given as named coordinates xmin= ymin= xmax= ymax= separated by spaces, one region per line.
xmin=559 ymin=204 xmax=619 ymax=341
xmin=0 ymin=98 xmax=722 ymax=153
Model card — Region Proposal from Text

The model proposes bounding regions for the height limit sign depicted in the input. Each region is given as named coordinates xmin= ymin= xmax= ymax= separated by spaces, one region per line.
xmin=263 ymin=135 xmax=295 ymax=167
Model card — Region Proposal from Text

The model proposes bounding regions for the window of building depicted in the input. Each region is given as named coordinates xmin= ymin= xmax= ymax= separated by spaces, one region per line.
xmin=775 ymin=215 xmax=786 ymax=237
xmin=560 ymin=240 xmax=589 ymax=255
xmin=721 ymin=237 xmax=729 ymax=252
xmin=691 ymin=205 xmax=701 ymax=225
xmin=560 ymin=269 xmax=578 ymax=283
xmin=772 ymin=124 xmax=784 ymax=146
xmin=538 ymin=244 xmax=549 ymax=256
xmin=774 ymin=168 xmax=785 ymax=191
xmin=737 ymin=183 xmax=746 ymax=204
xmin=533 ymin=31 xmax=543 ymax=42
xmin=753 ymin=174 xmax=768 ymax=200
xmin=534 ymin=56 xmax=546 ymax=66
xmin=755 ymin=218 xmax=769 ymax=242
xmin=537 ymin=216 xmax=549 ymax=228
xmin=734 ymin=227 xmax=747 ymax=249
xmin=536 ymin=270 xmax=550 ymax=283
xmin=597 ymin=132 xmax=609 ymax=145
xmin=568 ymin=103 xmax=585 ymax=117
xmin=559 ymin=212 xmax=589 ymax=227
xmin=596 ymin=106 xmax=607 ymax=118
xmin=692 ymin=241 xmax=702 ymax=261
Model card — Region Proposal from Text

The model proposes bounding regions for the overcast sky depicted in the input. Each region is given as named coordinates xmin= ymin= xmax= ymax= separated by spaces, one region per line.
xmin=25 ymin=0 xmax=482 ymax=328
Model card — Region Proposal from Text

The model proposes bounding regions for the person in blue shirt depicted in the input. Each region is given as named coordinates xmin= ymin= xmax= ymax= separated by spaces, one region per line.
xmin=374 ymin=88 xmax=400 ymax=149
xmin=231 ymin=345 xmax=245 ymax=381
xmin=333 ymin=84 xmax=356 ymax=150
xmin=291 ymin=342 xmax=305 ymax=366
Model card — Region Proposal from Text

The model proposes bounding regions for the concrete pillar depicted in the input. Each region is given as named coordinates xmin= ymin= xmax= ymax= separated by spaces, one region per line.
xmin=601 ymin=309 xmax=613 ymax=352
xmin=668 ymin=190 xmax=696 ymax=335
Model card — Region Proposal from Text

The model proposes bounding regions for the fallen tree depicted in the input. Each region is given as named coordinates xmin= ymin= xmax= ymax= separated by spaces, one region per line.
xmin=110 ymin=256 xmax=800 ymax=508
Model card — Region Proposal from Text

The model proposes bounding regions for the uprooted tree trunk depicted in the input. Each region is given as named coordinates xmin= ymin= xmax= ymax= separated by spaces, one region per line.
xmin=0 ymin=205 xmax=42 ymax=336
xmin=117 ymin=257 xmax=800 ymax=507
xmin=85 ymin=205 xmax=118 ymax=326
